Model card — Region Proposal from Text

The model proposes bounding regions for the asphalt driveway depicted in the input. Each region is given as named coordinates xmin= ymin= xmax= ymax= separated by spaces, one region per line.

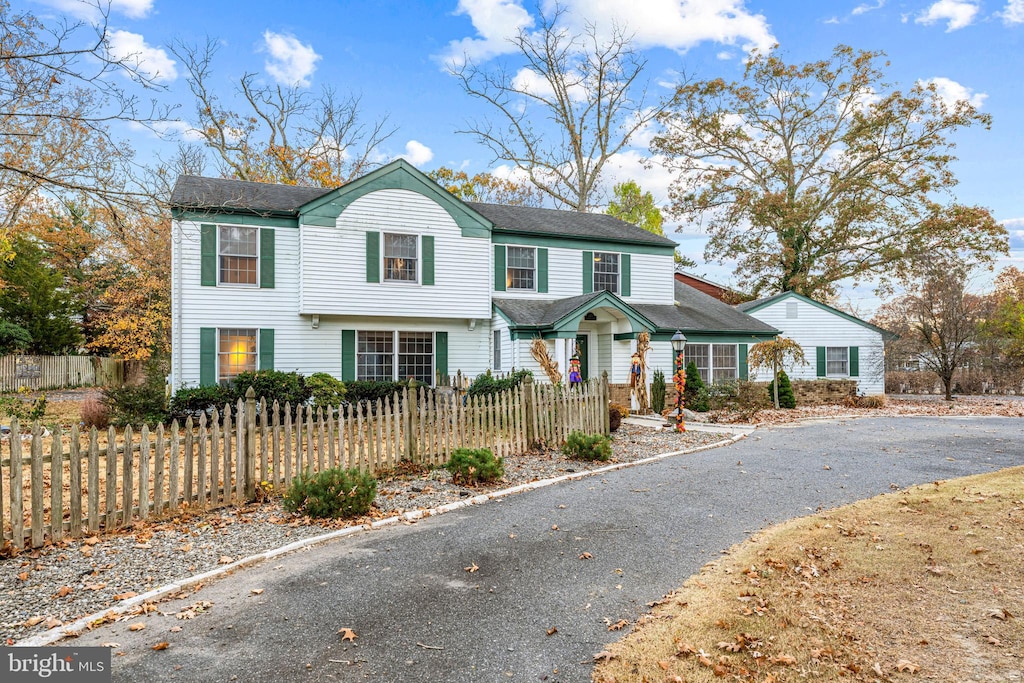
xmin=70 ymin=416 xmax=1024 ymax=682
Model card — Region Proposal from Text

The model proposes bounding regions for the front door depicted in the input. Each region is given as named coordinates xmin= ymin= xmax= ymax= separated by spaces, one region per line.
xmin=575 ymin=335 xmax=589 ymax=381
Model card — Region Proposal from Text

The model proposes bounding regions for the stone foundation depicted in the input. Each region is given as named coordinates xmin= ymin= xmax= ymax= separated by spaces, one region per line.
xmin=751 ymin=379 xmax=858 ymax=406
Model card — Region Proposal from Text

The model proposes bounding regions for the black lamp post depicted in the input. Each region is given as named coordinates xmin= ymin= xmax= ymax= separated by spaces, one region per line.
xmin=671 ymin=330 xmax=686 ymax=432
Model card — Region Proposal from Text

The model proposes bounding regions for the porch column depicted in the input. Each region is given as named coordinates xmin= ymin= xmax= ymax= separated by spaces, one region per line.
xmin=554 ymin=338 xmax=568 ymax=382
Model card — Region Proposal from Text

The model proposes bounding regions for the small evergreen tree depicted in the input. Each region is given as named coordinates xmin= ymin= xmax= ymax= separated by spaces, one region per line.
xmin=650 ymin=370 xmax=666 ymax=413
xmin=767 ymin=370 xmax=796 ymax=409
xmin=683 ymin=361 xmax=710 ymax=412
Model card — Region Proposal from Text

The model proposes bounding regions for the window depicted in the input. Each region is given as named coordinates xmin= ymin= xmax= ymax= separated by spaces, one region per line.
xmin=357 ymin=331 xmax=434 ymax=385
xmin=506 ymin=246 xmax=536 ymax=290
xmin=357 ymin=331 xmax=394 ymax=381
xmin=826 ymin=347 xmax=849 ymax=375
xmin=218 ymin=328 xmax=257 ymax=383
xmin=593 ymin=252 xmax=619 ymax=294
xmin=384 ymin=233 xmax=417 ymax=282
xmin=683 ymin=343 xmax=737 ymax=384
xmin=785 ymin=301 xmax=798 ymax=319
xmin=398 ymin=332 xmax=434 ymax=385
xmin=494 ymin=329 xmax=502 ymax=371
xmin=219 ymin=226 xmax=258 ymax=285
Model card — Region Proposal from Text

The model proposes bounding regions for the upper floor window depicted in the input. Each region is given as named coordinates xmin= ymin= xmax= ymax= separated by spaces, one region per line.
xmin=506 ymin=246 xmax=536 ymax=290
xmin=219 ymin=226 xmax=258 ymax=285
xmin=593 ymin=252 xmax=619 ymax=294
xmin=219 ymin=328 xmax=257 ymax=383
xmin=826 ymin=347 xmax=849 ymax=375
xmin=384 ymin=233 xmax=417 ymax=282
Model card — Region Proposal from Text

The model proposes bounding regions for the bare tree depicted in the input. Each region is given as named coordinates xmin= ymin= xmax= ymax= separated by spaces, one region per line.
xmin=172 ymin=38 xmax=396 ymax=187
xmin=874 ymin=259 xmax=985 ymax=401
xmin=449 ymin=6 xmax=660 ymax=211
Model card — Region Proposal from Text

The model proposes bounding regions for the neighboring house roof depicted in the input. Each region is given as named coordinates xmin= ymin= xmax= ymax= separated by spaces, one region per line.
xmin=653 ymin=281 xmax=778 ymax=335
xmin=466 ymin=201 xmax=677 ymax=248
xmin=736 ymin=291 xmax=897 ymax=339
xmin=169 ymin=160 xmax=676 ymax=248
xmin=673 ymin=270 xmax=748 ymax=303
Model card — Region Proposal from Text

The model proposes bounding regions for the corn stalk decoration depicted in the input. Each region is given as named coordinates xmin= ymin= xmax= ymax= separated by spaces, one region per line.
xmin=530 ymin=338 xmax=562 ymax=384
xmin=630 ymin=332 xmax=651 ymax=413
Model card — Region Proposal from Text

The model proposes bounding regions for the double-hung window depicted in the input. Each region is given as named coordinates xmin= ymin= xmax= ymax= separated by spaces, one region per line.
xmin=826 ymin=347 xmax=849 ymax=375
xmin=506 ymin=246 xmax=536 ymax=290
xmin=683 ymin=343 xmax=737 ymax=384
xmin=384 ymin=233 xmax=417 ymax=282
xmin=218 ymin=328 xmax=257 ymax=383
xmin=219 ymin=226 xmax=258 ymax=285
xmin=593 ymin=252 xmax=619 ymax=294
xmin=357 ymin=331 xmax=434 ymax=385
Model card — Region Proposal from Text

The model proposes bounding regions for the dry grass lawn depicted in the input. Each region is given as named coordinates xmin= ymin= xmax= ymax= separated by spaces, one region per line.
xmin=595 ymin=467 xmax=1024 ymax=682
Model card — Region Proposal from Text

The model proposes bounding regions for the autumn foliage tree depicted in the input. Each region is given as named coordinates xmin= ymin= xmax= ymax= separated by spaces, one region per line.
xmin=653 ymin=45 xmax=1007 ymax=299
xmin=427 ymin=167 xmax=543 ymax=206
xmin=981 ymin=267 xmax=1024 ymax=367
xmin=748 ymin=337 xmax=807 ymax=409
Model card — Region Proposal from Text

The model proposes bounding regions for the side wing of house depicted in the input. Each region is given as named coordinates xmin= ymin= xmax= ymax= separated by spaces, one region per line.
xmin=742 ymin=296 xmax=885 ymax=395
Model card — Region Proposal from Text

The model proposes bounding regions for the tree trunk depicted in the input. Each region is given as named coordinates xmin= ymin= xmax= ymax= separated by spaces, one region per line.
xmin=941 ymin=373 xmax=954 ymax=401
xmin=772 ymin=366 xmax=780 ymax=409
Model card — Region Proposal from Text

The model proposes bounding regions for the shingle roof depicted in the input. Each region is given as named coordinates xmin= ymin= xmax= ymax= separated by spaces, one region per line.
xmin=466 ymin=201 xmax=676 ymax=247
xmin=170 ymin=175 xmax=331 ymax=215
xmin=661 ymin=281 xmax=779 ymax=334
xmin=493 ymin=293 xmax=606 ymax=327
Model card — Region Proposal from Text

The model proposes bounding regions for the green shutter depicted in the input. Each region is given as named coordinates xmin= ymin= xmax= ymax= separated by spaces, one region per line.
xmin=422 ymin=235 xmax=435 ymax=286
xmin=816 ymin=346 xmax=826 ymax=377
xmin=200 ymin=328 xmax=216 ymax=386
xmin=583 ymin=251 xmax=593 ymax=294
xmin=259 ymin=229 xmax=275 ymax=289
xmin=493 ymin=245 xmax=506 ymax=292
xmin=435 ymin=331 xmax=448 ymax=383
xmin=849 ymin=346 xmax=859 ymax=377
xmin=537 ymin=248 xmax=548 ymax=293
xmin=366 ymin=231 xmax=380 ymax=283
xmin=621 ymin=253 xmax=631 ymax=297
xmin=341 ymin=330 xmax=356 ymax=381
xmin=201 ymin=224 xmax=217 ymax=286
xmin=738 ymin=343 xmax=748 ymax=380
xmin=259 ymin=329 xmax=274 ymax=370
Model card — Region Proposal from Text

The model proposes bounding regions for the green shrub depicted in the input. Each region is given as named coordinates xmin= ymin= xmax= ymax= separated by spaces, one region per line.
xmin=307 ymin=372 xmax=347 ymax=409
xmin=168 ymin=384 xmax=233 ymax=418
xmin=230 ymin=370 xmax=310 ymax=407
xmin=562 ymin=430 xmax=611 ymax=462
xmin=103 ymin=360 xmax=168 ymax=426
xmin=345 ymin=379 xmax=433 ymax=409
xmin=282 ymin=467 xmax=377 ymax=518
xmin=0 ymin=388 xmax=47 ymax=423
xmin=0 ymin=320 xmax=32 ymax=355
xmin=650 ymin=370 xmax=666 ymax=413
xmin=684 ymin=362 xmax=709 ymax=412
xmin=766 ymin=370 xmax=796 ymax=409
xmin=445 ymin=448 xmax=504 ymax=485
xmin=466 ymin=369 xmax=532 ymax=398
xmin=608 ymin=405 xmax=622 ymax=433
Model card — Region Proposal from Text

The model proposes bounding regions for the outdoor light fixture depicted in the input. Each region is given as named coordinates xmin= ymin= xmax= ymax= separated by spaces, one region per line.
xmin=671 ymin=329 xmax=686 ymax=432
xmin=311 ymin=314 xmax=320 ymax=329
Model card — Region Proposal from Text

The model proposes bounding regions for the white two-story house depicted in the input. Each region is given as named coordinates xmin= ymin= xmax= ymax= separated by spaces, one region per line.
xmin=169 ymin=160 xmax=778 ymax=394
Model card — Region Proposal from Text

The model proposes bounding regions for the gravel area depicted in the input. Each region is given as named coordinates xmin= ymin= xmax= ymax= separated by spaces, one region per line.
xmin=0 ymin=423 xmax=729 ymax=645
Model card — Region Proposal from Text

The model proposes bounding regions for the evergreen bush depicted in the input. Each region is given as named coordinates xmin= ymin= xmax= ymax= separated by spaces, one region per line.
xmin=282 ymin=467 xmax=377 ymax=519
xmin=767 ymin=370 xmax=797 ymax=409
xmin=650 ymin=370 xmax=666 ymax=413
xmin=562 ymin=430 xmax=612 ymax=461
xmin=103 ymin=359 xmax=168 ymax=426
xmin=684 ymin=362 xmax=710 ymax=412
xmin=307 ymin=372 xmax=347 ymax=409
xmin=466 ymin=368 xmax=532 ymax=398
xmin=445 ymin=448 xmax=504 ymax=485
xmin=168 ymin=385 xmax=233 ymax=418
xmin=230 ymin=370 xmax=310 ymax=407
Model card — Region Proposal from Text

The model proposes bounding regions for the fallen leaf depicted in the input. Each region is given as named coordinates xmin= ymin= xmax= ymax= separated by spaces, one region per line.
xmin=926 ymin=565 xmax=948 ymax=576
xmin=85 ymin=583 xmax=107 ymax=591
xmin=218 ymin=556 xmax=233 ymax=565
xmin=551 ymin=524 xmax=559 ymax=530
xmin=338 ymin=628 xmax=357 ymax=642
xmin=100 ymin=642 xmax=119 ymax=648
xmin=608 ymin=619 xmax=628 ymax=631
xmin=177 ymin=543 xmax=192 ymax=553
xmin=896 ymin=659 xmax=920 ymax=673
xmin=546 ymin=626 xmax=557 ymax=636
xmin=52 ymin=586 xmax=73 ymax=599
xmin=133 ymin=543 xmax=152 ymax=550
xmin=17 ymin=572 xmax=29 ymax=581
xmin=82 ymin=537 xmax=100 ymax=545
xmin=250 ymin=589 xmax=264 ymax=595
xmin=464 ymin=563 xmax=479 ymax=573
xmin=989 ymin=607 xmax=1014 ymax=620
xmin=972 ymin=547 xmax=988 ymax=554
xmin=151 ymin=642 xmax=169 ymax=651
xmin=872 ymin=662 xmax=885 ymax=677
xmin=44 ymin=617 xmax=62 ymax=630
xmin=718 ymin=641 xmax=742 ymax=653
xmin=23 ymin=616 xmax=45 ymax=628
xmin=113 ymin=592 xmax=138 ymax=601
xmin=169 ymin=626 xmax=182 ymax=633
xmin=657 ymin=660 xmax=670 ymax=670
xmin=593 ymin=651 xmax=617 ymax=663
xmin=579 ymin=552 xmax=593 ymax=560
xmin=986 ymin=635 xmax=1001 ymax=646
xmin=770 ymin=655 xmax=797 ymax=665
xmin=129 ymin=623 xmax=146 ymax=632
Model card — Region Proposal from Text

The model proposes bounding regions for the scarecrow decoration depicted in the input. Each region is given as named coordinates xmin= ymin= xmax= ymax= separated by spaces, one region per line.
xmin=629 ymin=331 xmax=651 ymax=413
xmin=568 ymin=350 xmax=582 ymax=387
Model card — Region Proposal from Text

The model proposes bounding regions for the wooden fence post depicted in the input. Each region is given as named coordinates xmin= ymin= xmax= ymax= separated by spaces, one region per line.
xmin=601 ymin=371 xmax=611 ymax=436
xmin=523 ymin=374 xmax=535 ymax=447
xmin=244 ymin=387 xmax=257 ymax=501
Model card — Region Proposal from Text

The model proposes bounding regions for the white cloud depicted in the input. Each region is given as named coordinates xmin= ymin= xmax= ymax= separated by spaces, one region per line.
xmin=823 ymin=16 xmax=840 ymax=24
xmin=37 ymin=0 xmax=153 ymax=20
xmin=262 ymin=31 xmax=321 ymax=87
xmin=399 ymin=140 xmax=434 ymax=166
xmin=1000 ymin=0 xmax=1024 ymax=24
xmin=440 ymin=0 xmax=775 ymax=65
xmin=1002 ymin=218 xmax=1024 ymax=248
xmin=915 ymin=0 xmax=979 ymax=31
xmin=852 ymin=0 xmax=885 ymax=15
xmin=106 ymin=30 xmax=177 ymax=83
xmin=919 ymin=76 xmax=987 ymax=109
xmin=716 ymin=50 xmax=734 ymax=60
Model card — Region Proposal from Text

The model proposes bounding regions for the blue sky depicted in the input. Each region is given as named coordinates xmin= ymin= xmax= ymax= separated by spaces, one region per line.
xmin=21 ymin=0 xmax=1024 ymax=312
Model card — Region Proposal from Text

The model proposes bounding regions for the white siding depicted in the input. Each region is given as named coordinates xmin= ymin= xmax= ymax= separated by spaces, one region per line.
xmin=624 ymin=253 xmax=674 ymax=305
xmin=300 ymin=189 xmax=491 ymax=319
xmin=745 ymin=297 xmax=885 ymax=395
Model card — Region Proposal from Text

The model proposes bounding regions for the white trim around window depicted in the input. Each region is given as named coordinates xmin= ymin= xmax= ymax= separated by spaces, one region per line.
xmin=683 ymin=343 xmax=738 ymax=385
xmin=218 ymin=328 xmax=258 ymax=383
xmin=506 ymin=245 xmax=536 ymax=291
xmin=382 ymin=232 xmax=419 ymax=284
xmin=356 ymin=330 xmax=434 ymax=385
xmin=218 ymin=226 xmax=259 ymax=287
xmin=826 ymin=346 xmax=849 ymax=376
xmin=593 ymin=251 xmax=620 ymax=294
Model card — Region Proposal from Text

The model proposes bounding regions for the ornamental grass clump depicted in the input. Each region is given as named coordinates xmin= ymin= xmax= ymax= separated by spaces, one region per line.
xmin=445 ymin=448 xmax=504 ymax=486
xmin=282 ymin=467 xmax=377 ymax=519
xmin=562 ymin=430 xmax=612 ymax=462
